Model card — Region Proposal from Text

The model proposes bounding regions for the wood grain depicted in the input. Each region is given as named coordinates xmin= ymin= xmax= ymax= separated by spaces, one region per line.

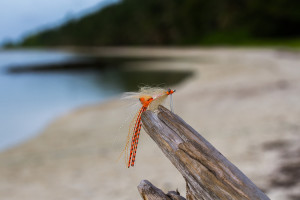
xmin=139 ymin=105 xmax=269 ymax=200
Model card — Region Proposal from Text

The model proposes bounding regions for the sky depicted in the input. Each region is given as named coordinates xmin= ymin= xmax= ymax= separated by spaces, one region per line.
xmin=0 ymin=0 xmax=117 ymax=45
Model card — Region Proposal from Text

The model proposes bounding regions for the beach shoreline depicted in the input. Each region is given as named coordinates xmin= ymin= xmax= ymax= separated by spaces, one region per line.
xmin=1 ymin=47 xmax=299 ymax=200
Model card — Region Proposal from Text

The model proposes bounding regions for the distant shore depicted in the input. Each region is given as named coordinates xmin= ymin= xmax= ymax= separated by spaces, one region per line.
xmin=0 ymin=47 xmax=299 ymax=200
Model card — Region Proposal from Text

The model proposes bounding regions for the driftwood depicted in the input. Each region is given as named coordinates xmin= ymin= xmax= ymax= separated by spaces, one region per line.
xmin=138 ymin=180 xmax=185 ymax=200
xmin=138 ymin=105 xmax=269 ymax=200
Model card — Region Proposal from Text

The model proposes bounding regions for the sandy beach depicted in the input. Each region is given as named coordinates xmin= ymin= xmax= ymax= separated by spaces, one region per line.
xmin=0 ymin=47 xmax=299 ymax=200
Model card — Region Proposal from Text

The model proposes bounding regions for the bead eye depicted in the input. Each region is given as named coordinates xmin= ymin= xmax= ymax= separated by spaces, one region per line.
xmin=167 ymin=89 xmax=175 ymax=95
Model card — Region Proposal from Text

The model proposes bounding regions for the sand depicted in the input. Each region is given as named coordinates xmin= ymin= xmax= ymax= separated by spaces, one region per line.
xmin=0 ymin=47 xmax=299 ymax=200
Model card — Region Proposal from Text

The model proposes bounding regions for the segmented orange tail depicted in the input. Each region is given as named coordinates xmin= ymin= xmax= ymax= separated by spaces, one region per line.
xmin=128 ymin=106 xmax=146 ymax=168
xmin=131 ymin=117 xmax=142 ymax=167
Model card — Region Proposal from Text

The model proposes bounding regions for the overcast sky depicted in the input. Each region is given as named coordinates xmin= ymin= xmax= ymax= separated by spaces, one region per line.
xmin=0 ymin=0 xmax=116 ymax=45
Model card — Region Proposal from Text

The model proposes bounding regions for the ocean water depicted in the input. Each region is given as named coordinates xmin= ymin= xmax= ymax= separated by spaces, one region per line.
xmin=0 ymin=49 xmax=122 ymax=151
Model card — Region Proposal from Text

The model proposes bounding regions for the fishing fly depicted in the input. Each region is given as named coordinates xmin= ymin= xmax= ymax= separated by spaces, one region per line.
xmin=121 ymin=87 xmax=175 ymax=168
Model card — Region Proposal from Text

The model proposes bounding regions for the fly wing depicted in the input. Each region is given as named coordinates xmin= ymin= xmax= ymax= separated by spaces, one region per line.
xmin=121 ymin=92 xmax=140 ymax=101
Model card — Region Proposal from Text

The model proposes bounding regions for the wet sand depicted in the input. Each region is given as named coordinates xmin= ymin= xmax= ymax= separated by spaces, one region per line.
xmin=0 ymin=47 xmax=300 ymax=200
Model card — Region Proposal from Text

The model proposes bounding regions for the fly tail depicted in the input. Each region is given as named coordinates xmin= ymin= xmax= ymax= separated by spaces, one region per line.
xmin=131 ymin=120 xmax=142 ymax=167
xmin=127 ymin=106 xmax=146 ymax=168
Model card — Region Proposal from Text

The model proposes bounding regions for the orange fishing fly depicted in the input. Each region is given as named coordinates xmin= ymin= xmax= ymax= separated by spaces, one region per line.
xmin=122 ymin=87 xmax=175 ymax=168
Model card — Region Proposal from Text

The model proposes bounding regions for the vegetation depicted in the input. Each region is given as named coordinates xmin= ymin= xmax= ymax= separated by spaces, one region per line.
xmin=13 ymin=0 xmax=300 ymax=46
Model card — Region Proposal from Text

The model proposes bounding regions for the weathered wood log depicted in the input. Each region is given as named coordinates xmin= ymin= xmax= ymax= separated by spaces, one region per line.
xmin=138 ymin=180 xmax=185 ymax=200
xmin=139 ymin=105 xmax=269 ymax=200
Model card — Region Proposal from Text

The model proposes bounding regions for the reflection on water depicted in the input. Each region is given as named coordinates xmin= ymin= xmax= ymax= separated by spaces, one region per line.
xmin=0 ymin=50 xmax=192 ymax=151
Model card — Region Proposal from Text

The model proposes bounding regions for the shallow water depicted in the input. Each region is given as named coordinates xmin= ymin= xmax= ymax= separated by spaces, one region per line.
xmin=0 ymin=49 xmax=191 ymax=151
xmin=0 ymin=50 xmax=124 ymax=151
